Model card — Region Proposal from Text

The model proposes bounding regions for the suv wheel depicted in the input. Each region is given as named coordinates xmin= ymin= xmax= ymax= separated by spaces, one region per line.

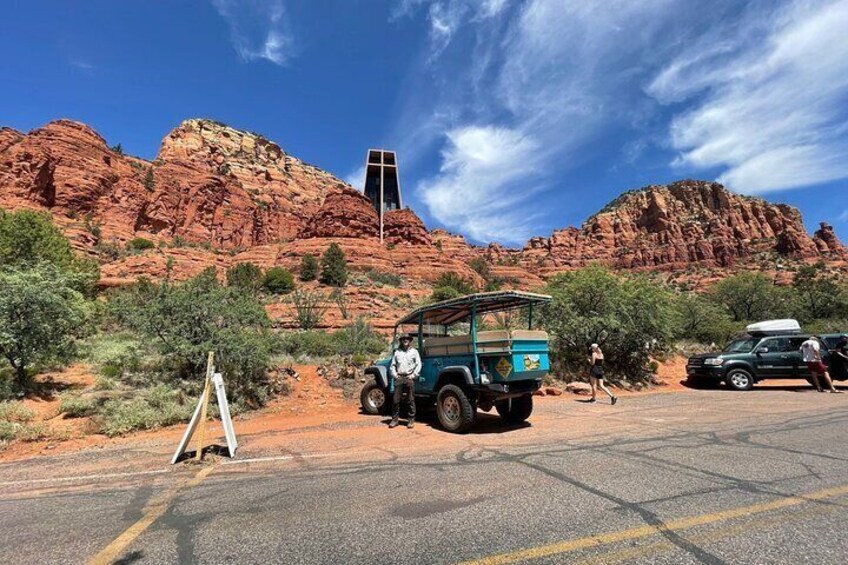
xmin=436 ymin=384 xmax=475 ymax=433
xmin=360 ymin=379 xmax=389 ymax=415
xmin=495 ymin=395 xmax=533 ymax=423
xmin=726 ymin=369 xmax=754 ymax=391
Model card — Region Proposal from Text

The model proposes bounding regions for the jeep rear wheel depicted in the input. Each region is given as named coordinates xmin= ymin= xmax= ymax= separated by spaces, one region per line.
xmin=436 ymin=384 xmax=475 ymax=433
xmin=496 ymin=395 xmax=533 ymax=423
xmin=726 ymin=369 xmax=754 ymax=391
xmin=360 ymin=379 xmax=389 ymax=415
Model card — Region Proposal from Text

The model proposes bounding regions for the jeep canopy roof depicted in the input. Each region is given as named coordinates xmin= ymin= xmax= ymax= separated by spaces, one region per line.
xmin=396 ymin=291 xmax=553 ymax=326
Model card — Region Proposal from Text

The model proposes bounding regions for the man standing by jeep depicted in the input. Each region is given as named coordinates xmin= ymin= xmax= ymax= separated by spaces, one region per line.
xmin=389 ymin=334 xmax=421 ymax=428
xmin=800 ymin=335 xmax=841 ymax=393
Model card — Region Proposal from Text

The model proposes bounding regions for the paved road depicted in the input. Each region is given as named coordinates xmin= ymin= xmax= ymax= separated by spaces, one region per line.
xmin=2 ymin=388 xmax=848 ymax=564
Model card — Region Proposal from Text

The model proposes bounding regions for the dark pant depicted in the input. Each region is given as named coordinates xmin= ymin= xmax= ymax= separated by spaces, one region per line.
xmin=392 ymin=376 xmax=416 ymax=421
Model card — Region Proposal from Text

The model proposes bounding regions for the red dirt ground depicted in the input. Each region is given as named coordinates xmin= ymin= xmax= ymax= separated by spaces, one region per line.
xmin=3 ymin=355 xmax=817 ymax=463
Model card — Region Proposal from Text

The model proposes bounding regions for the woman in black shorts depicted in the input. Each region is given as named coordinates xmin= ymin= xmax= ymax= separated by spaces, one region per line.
xmin=589 ymin=343 xmax=617 ymax=405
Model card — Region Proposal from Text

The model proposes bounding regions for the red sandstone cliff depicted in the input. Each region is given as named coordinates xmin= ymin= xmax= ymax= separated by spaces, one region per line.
xmin=2 ymin=119 xmax=846 ymax=328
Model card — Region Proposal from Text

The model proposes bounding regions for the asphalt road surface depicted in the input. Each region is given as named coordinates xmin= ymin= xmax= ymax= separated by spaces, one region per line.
xmin=2 ymin=387 xmax=848 ymax=564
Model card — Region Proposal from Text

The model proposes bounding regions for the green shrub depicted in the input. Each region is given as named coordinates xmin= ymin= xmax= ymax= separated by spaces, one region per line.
xmin=143 ymin=167 xmax=155 ymax=191
xmin=263 ymin=267 xmax=295 ymax=295
xmin=320 ymin=243 xmax=348 ymax=287
xmin=299 ymin=254 xmax=318 ymax=281
xmin=126 ymin=237 xmax=155 ymax=252
xmin=674 ymin=293 xmax=739 ymax=345
xmin=469 ymin=257 xmax=491 ymax=280
xmin=278 ymin=319 xmax=386 ymax=359
xmin=226 ymin=262 xmax=264 ymax=293
xmin=542 ymin=265 xmax=679 ymax=381
xmin=59 ymin=395 xmax=98 ymax=418
xmin=366 ymin=269 xmax=402 ymax=287
xmin=430 ymin=286 xmax=462 ymax=303
xmin=0 ymin=421 xmax=50 ymax=443
xmin=278 ymin=331 xmax=335 ymax=357
xmin=97 ymin=384 xmax=191 ymax=437
xmin=710 ymin=272 xmax=791 ymax=322
xmin=0 ymin=265 xmax=92 ymax=391
xmin=290 ymin=288 xmax=326 ymax=330
xmin=0 ymin=208 xmax=99 ymax=294
xmin=0 ymin=401 xmax=35 ymax=423
xmin=434 ymin=272 xmax=475 ymax=295
xmin=107 ymin=268 xmax=278 ymax=404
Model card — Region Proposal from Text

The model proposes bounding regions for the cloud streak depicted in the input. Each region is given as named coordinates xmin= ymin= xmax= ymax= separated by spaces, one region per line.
xmin=651 ymin=0 xmax=848 ymax=194
xmin=398 ymin=0 xmax=848 ymax=244
xmin=212 ymin=0 xmax=295 ymax=65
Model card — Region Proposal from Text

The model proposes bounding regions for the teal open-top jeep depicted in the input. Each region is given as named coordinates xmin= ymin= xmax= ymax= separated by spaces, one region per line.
xmin=359 ymin=291 xmax=552 ymax=433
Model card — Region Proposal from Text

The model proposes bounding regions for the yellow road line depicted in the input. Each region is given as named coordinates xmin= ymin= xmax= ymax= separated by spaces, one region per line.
xmin=459 ymin=483 xmax=848 ymax=565
xmin=87 ymin=465 xmax=215 ymax=565
xmin=572 ymin=494 xmax=847 ymax=565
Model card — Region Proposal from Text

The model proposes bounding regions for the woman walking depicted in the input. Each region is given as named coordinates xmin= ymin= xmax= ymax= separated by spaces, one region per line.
xmin=589 ymin=343 xmax=617 ymax=405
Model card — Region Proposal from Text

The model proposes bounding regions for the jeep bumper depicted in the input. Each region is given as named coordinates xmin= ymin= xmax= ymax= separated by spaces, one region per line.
xmin=474 ymin=379 xmax=542 ymax=400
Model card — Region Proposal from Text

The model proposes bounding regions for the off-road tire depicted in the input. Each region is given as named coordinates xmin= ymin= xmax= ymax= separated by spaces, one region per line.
xmin=726 ymin=368 xmax=754 ymax=391
xmin=360 ymin=379 xmax=390 ymax=415
xmin=495 ymin=395 xmax=533 ymax=423
xmin=436 ymin=384 xmax=475 ymax=433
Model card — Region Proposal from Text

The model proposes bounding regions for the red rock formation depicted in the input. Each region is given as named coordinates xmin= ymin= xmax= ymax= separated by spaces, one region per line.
xmin=523 ymin=180 xmax=841 ymax=269
xmin=3 ymin=119 xmax=847 ymax=331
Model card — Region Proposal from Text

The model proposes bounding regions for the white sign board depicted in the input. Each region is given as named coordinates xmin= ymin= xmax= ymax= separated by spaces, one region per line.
xmin=171 ymin=389 xmax=208 ymax=464
xmin=171 ymin=370 xmax=239 ymax=464
xmin=213 ymin=372 xmax=238 ymax=457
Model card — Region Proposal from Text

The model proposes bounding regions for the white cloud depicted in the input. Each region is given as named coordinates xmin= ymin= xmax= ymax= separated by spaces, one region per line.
xmin=212 ymin=0 xmax=295 ymax=65
xmin=70 ymin=60 xmax=95 ymax=71
xmin=420 ymin=125 xmax=545 ymax=242
xmin=651 ymin=0 xmax=848 ymax=194
xmin=398 ymin=0 xmax=848 ymax=244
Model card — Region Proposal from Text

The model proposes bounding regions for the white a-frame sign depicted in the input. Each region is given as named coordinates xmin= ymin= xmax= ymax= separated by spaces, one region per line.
xmin=171 ymin=352 xmax=238 ymax=464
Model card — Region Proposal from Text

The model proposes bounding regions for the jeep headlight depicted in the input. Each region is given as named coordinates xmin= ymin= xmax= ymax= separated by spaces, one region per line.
xmin=704 ymin=358 xmax=725 ymax=366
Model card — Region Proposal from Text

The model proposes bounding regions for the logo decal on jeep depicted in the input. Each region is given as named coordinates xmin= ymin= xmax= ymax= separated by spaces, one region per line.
xmin=496 ymin=357 xmax=513 ymax=379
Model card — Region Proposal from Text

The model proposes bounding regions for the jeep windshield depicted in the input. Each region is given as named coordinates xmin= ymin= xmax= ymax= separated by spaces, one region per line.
xmin=723 ymin=338 xmax=759 ymax=353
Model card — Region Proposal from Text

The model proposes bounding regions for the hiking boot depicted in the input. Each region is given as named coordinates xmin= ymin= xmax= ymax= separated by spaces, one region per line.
xmin=611 ymin=396 xmax=618 ymax=405
xmin=407 ymin=421 xmax=415 ymax=429
xmin=388 ymin=420 xmax=399 ymax=429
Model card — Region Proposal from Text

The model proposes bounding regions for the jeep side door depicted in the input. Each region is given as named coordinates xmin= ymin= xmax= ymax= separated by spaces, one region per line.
xmin=753 ymin=337 xmax=797 ymax=378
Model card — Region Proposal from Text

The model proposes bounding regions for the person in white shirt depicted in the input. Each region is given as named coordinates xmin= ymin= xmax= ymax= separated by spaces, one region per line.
xmin=800 ymin=336 xmax=840 ymax=393
xmin=389 ymin=334 xmax=422 ymax=428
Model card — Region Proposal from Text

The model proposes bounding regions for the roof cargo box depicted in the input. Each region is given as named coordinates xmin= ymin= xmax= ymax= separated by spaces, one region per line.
xmin=746 ymin=319 xmax=801 ymax=336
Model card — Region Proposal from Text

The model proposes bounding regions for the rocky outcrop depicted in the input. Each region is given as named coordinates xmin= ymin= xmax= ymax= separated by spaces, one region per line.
xmin=523 ymin=180 xmax=843 ymax=269
xmin=2 ymin=119 xmax=846 ymax=332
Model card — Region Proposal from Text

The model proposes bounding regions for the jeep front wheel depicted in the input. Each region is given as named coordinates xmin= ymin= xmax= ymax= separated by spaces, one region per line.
xmin=360 ymin=379 xmax=389 ymax=415
xmin=436 ymin=384 xmax=475 ymax=433
xmin=726 ymin=369 xmax=754 ymax=391
xmin=496 ymin=395 xmax=533 ymax=423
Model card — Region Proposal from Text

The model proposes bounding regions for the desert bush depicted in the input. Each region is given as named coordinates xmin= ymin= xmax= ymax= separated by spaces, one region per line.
xmin=0 ymin=265 xmax=92 ymax=391
xmin=97 ymin=384 xmax=192 ymax=437
xmin=290 ymin=288 xmax=327 ymax=330
xmin=710 ymin=272 xmax=791 ymax=322
xmin=430 ymin=286 xmax=463 ymax=303
xmin=226 ymin=262 xmax=264 ymax=293
xmin=320 ymin=243 xmax=348 ymax=287
xmin=107 ymin=268 xmax=278 ymax=404
xmin=143 ymin=167 xmax=155 ymax=191
xmin=366 ymin=269 xmax=402 ymax=287
xmin=331 ymin=318 xmax=387 ymax=357
xmin=263 ymin=267 xmax=295 ymax=295
xmin=0 ymin=208 xmax=99 ymax=294
xmin=674 ymin=293 xmax=740 ymax=345
xmin=469 ymin=257 xmax=491 ymax=280
xmin=0 ymin=401 xmax=35 ymax=423
xmin=330 ymin=288 xmax=349 ymax=319
xmin=279 ymin=319 xmax=386 ymax=360
xmin=299 ymin=253 xmax=318 ymax=281
xmin=434 ymin=272 xmax=475 ymax=295
xmin=59 ymin=394 xmax=99 ymax=418
xmin=126 ymin=237 xmax=155 ymax=252
xmin=541 ymin=265 xmax=678 ymax=381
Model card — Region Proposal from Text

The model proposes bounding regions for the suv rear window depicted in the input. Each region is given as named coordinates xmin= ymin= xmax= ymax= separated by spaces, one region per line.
xmin=724 ymin=338 xmax=759 ymax=353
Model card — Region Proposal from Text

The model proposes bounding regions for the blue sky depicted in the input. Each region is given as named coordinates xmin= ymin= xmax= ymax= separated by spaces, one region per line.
xmin=2 ymin=1 xmax=848 ymax=246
